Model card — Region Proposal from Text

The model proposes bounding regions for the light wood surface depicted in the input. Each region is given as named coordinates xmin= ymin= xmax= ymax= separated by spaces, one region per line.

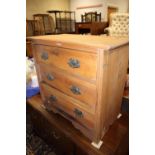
xmin=40 ymin=83 xmax=95 ymax=130
xmin=29 ymin=34 xmax=128 ymax=50
xmin=34 ymin=45 xmax=97 ymax=81
xmin=39 ymin=63 xmax=97 ymax=107
xmin=31 ymin=34 xmax=129 ymax=144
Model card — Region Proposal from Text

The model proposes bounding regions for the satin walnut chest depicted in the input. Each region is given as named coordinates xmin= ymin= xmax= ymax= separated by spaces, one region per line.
xmin=30 ymin=34 xmax=129 ymax=147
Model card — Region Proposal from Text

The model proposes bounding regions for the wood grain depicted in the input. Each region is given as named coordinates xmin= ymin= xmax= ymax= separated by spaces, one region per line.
xmin=34 ymin=45 xmax=97 ymax=81
xmin=28 ymin=34 xmax=128 ymax=51
xmin=38 ymin=63 xmax=97 ymax=107
xmin=103 ymin=45 xmax=129 ymax=128
xmin=31 ymin=34 xmax=129 ymax=144
xmin=40 ymin=83 xmax=95 ymax=131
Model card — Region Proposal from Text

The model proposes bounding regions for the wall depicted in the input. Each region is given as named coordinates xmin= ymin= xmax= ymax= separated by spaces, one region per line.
xmin=70 ymin=0 xmax=107 ymax=22
xmin=26 ymin=0 xmax=128 ymax=21
xmin=70 ymin=0 xmax=129 ymax=22
xmin=107 ymin=0 xmax=129 ymax=13
xmin=26 ymin=0 xmax=70 ymax=19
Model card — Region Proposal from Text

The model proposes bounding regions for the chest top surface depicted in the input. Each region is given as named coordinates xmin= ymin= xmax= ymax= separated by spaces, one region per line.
xmin=28 ymin=34 xmax=128 ymax=51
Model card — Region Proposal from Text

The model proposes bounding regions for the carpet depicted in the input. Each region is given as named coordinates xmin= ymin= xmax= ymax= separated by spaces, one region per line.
xmin=26 ymin=98 xmax=129 ymax=155
xmin=26 ymin=113 xmax=56 ymax=155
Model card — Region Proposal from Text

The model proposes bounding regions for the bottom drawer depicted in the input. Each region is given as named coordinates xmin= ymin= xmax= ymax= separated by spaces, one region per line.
xmin=40 ymin=83 xmax=95 ymax=131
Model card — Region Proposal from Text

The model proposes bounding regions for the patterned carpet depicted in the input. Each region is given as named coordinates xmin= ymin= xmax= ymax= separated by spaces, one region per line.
xmin=26 ymin=113 xmax=56 ymax=155
xmin=26 ymin=97 xmax=129 ymax=155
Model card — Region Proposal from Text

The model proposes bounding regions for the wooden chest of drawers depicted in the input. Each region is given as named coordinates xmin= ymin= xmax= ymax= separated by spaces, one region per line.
xmin=30 ymin=34 xmax=129 ymax=146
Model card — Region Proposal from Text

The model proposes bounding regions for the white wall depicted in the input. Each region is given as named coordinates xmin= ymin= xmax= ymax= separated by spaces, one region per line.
xmin=26 ymin=0 xmax=70 ymax=20
xmin=70 ymin=0 xmax=129 ymax=22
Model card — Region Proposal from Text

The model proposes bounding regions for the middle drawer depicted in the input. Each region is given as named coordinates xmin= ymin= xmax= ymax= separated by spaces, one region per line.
xmin=38 ymin=63 xmax=97 ymax=110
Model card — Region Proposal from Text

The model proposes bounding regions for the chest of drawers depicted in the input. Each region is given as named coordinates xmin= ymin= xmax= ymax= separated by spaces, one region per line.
xmin=30 ymin=34 xmax=129 ymax=146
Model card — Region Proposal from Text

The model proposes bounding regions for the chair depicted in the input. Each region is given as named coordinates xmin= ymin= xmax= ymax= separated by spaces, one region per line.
xmin=26 ymin=19 xmax=35 ymax=36
xmin=104 ymin=13 xmax=129 ymax=37
xmin=33 ymin=14 xmax=54 ymax=35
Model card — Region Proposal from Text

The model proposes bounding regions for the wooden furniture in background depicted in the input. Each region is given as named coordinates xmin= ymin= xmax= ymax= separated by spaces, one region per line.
xmin=107 ymin=6 xmax=118 ymax=26
xmin=27 ymin=95 xmax=129 ymax=155
xmin=75 ymin=21 xmax=108 ymax=35
xmin=26 ymin=19 xmax=35 ymax=36
xmin=81 ymin=12 xmax=101 ymax=22
xmin=26 ymin=20 xmax=35 ymax=57
xmin=26 ymin=19 xmax=43 ymax=36
xmin=76 ymin=12 xmax=107 ymax=35
xmin=47 ymin=10 xmax=75 ymax=33
xmin=33 ymin=14 xmax=53 ymax=35
xmin=26 ymin=39 xmax=33 ymax=58
xmin=29 ymin=34 xmax=129 ymax=146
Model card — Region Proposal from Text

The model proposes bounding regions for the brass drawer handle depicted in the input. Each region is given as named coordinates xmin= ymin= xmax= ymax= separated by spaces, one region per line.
xmin=46 ymin=73 xmax=54 ymax=81
xmin=68 ymin=58 xmax=80 ymax=68
xmin=49 ymin=95 xmax=57 ymax=102
xmin=41 ymin=52 xmax=48 ymax=60
xmin=74 ymin=108 xmax=83 ymax=118
xmin=70 ymin=85 xmax=81 ymax=95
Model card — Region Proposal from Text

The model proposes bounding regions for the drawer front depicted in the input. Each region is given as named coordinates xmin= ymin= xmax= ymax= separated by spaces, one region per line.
xmin=39 ymin=63 xmax=97 ymax=109
xmin=34 ymin=45 xmax=97 ymax=81
xmin=40 ymin=83 xmax=95 ymax=130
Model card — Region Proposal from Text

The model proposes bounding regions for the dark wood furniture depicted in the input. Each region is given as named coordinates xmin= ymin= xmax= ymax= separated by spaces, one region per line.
xmin=26 ymin=19 xmax=35 ymax=36
xmin=29 ymin=34 xmax=129 ymax=146
xmin=26 ymin=39 xmax=33 ymax=58
xmin=75 ymin=22 xmax=108 ymax=35
xmin=81 ymin=12 xmax=101 ymax=22
xmin=76 ymin=11 xmax=107 ymax=35
xmin=26 ymin=20 xmax=35 ymax=57
xmin=47 ymin=10 xmax=75 ymax=33
xmin=27 ymin=95 xmax=129 ymax=155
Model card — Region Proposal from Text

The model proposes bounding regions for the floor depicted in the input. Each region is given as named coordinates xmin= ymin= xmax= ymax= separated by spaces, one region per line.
xmin=26 ymin=112 xmax=56 ymax=155
xmin=26 ymin=97 xmax=129 ymax=155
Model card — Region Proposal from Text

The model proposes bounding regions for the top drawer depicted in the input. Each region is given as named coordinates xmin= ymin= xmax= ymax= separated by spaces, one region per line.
xmin=34 ymin=45 xmax=97 ymax=82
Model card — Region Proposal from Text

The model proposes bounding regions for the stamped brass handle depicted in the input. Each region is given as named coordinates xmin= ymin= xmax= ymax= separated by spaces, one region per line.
xmin=70 ymin=85 xmax=81 ymax=95
xmin=68 ymin=58 xmax=80 ymax=68
xmin=49 ymin=95 xmax=57 ymax=102
xmin=46 ymin=73 xmax=54 ymax=81
xmin=74 ymin=108 xmax=83 ymax=118
xmin=41 ymin=52 xmax=48 ymax=60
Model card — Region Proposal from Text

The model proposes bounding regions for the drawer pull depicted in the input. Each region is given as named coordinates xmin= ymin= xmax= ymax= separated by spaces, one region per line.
xmin=68 ymin=58 xmax=80 ymax=68
xmin=41 ymin=52 xmax=48 ymax=60
xmin=49 ymin=95 xmax=57 ymax=102
xmin=70 ymin=86 xmax=81 ymax=95
xmin=74 ymin=108 xmax=83 ymax=118
xmin=46 ymin=73 xmax=54 ymax=81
